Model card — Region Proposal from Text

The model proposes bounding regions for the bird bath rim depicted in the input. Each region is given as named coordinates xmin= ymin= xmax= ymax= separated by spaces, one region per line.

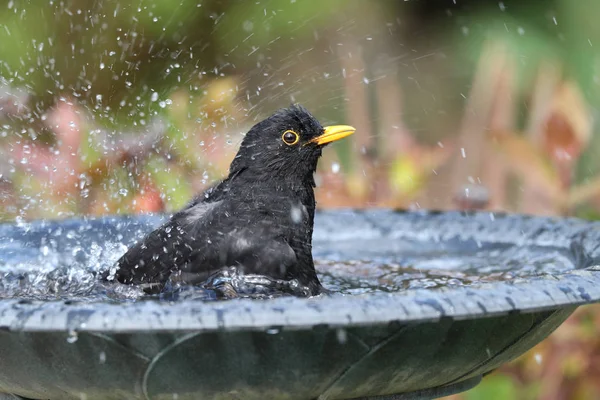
xmin=1 ymin=209 xmax=599 ymax=333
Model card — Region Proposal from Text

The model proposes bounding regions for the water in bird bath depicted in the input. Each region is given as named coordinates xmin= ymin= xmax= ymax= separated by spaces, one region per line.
xmin=0 ymin=216 xmax=577 ymax=303
xmin=317 ymin=244 xmax=574 ymax=294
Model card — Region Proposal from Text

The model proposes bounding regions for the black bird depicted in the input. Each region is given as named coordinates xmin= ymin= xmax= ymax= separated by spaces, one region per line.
xmin=112 ymin=105 xmax=355 ymax=296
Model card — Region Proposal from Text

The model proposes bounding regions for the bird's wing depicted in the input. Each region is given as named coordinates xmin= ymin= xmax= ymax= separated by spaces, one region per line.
xmin=180 ymin=222 xmax=298 ymax=283
xmin=114 ymin=201 xmax=222 ymax=287
xmin=114 ymin=199 xmax=298 ymax=290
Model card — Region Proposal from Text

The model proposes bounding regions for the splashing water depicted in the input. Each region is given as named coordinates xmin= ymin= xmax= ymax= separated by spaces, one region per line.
xmin=0 ymin=211 xmax=584 ymax=303
xmin=0 ymin=236 xmax=575 ymax=302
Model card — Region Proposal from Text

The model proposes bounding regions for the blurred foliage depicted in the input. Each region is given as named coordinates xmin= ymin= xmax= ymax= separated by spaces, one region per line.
xmin=1 ymin=1 xmax=600 ymax=399
xmin=466 ymin=374 xmax=517 ymax=400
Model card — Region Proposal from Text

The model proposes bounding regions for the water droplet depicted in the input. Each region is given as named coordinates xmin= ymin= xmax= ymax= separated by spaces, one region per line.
xmin=336 ymin=328 xmax=347 ymax=344
xmin=99 ymin=351 xmax=106 ymax=364
xmin=266 ymin=327 xmax=280 ymax=335
xmin=290 ymin=206 xmax=303 ymax=224
xmin=243 ymin=20 xmax=254 ymax=32
xmin=534 ymin=353 xmax=542 ymax=364
xmin=331 ymin=162 xmax=340 ymax=174
xmin=66 ymin=330 xmax=79 ymax=343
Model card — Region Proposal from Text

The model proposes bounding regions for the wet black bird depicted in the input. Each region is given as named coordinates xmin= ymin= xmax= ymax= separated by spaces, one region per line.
xmin=113 ymin=105 xmax=355 ymax=296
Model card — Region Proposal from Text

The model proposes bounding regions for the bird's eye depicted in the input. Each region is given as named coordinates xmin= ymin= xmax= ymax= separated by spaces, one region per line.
xmin=282 ymin=130 xmax=300 ymax=146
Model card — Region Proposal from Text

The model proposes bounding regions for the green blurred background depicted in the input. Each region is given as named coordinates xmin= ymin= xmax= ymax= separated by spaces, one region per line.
xmin=2 ymin=0 xmax=600 ymax=398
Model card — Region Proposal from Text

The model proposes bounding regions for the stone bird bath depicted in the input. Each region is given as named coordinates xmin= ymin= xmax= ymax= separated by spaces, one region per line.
xmin=0 ymin=209 xmax=599 ymax=399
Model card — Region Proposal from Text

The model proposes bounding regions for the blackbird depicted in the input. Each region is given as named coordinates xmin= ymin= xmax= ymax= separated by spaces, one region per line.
xmin=112 ymin=105 xmax=355 ymax=296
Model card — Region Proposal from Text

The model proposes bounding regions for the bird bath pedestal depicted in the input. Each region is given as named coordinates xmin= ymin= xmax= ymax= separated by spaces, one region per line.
xmin=0 ymin=210 xmax=599 ymax=399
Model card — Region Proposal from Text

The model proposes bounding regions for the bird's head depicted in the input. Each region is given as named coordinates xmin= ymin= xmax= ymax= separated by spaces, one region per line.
xmin=229 ymin=104 xmax=355 ymax=186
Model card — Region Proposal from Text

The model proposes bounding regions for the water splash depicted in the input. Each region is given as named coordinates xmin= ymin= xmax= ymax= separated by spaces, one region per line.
xmin=0 ymin=212 xmax=581 ymax=303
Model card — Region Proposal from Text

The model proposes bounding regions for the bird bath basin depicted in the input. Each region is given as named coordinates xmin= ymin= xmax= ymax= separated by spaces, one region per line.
xmin=1 ymin=209 xmax=600 ymax=400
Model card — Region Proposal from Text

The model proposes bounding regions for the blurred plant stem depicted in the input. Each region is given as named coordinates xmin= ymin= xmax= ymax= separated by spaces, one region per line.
xmin=339 ymin=39 xmax=373 ymax=204
xmin=318 ymin=39 xmax=448 ymax=209
xmin=449 ymin=41 xmax=514 ymax=211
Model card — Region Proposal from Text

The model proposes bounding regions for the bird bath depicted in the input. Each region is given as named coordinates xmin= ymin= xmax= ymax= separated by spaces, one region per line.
xmin=1 ymin=209 xmax=600 ymax=400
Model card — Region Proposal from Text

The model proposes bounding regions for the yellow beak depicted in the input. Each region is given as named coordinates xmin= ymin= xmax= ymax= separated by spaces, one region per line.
xmin=310 ymin=125 xmax=356 ymax=145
